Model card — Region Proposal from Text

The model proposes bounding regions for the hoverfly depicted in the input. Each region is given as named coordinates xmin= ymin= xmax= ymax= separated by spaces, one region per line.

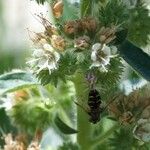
xmin=75 ymin=89 xmax=118 ymax=124
xmin=74 ymin=73 xmax=118 ymax=124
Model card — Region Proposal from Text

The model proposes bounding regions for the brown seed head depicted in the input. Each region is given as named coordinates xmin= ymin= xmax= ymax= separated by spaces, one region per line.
xmin=64 ymin=20 xmax=77 ymax=35
xmin=82 ymin=17 xmax=97 ymax=32
xmin=99 ymin=25 xmax=117 ymax=44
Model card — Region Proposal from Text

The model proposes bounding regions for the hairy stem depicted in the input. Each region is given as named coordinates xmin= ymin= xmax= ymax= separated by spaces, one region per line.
xmin=73 ymin=70 xmax=92 ymax=150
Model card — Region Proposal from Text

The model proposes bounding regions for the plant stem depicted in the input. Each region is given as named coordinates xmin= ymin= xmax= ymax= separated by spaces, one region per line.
xmin=73 ymin=70 xmax=92 ymax=150
xmin=91 ymin=123 xmax=119 ymax=149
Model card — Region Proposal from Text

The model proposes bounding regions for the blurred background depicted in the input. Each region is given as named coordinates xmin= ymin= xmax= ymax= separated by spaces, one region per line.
xmin=0 ymin=0 xmax=51 ymax=73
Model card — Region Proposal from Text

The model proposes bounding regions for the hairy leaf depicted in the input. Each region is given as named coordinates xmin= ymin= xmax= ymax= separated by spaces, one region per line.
xmin=98 ymin=0 xmax=129 ymax=26
xmin=9 ymin=98 xmax=53 ymax=136
xmin=109 ymin=127 xmax=135 ymax=150
xmin=0 ymin=70 xmax=39 ymax=95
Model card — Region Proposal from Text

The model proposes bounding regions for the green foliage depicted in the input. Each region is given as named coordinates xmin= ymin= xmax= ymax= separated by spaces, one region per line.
xmin=109 ymin=127 xmax=135 ymax=150
xmin=0 ymin=70 xmax=39 ymax=95
xmin=119 ymin=40 xmax=150 ymax=81
xmin=54 ymin=114 xmax=78 ymax=134
xmin=58 ymin=142 xmax=79 ymax=150
xmin=98 ymin=0 xmax=129 ymax=26
xmin=8 ymin=98 xmax=53 ymax=136
xmin=127 ymin=3 xmax=150 ymax=47
xmin=109 ymin=126 xmax=150 ymax=150
xmin=37 ymin=51 xmax=78 ymax=86
xmin=95 ymin=57 xmax=124 ymax=97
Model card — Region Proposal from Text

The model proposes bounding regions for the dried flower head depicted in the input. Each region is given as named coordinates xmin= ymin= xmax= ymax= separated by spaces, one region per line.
xmin=91 ymin=43 xmax=113 ymax=72
xmin=99 ymin=25 xmax=117 ymax=44
xmin=51 ymin=35 xmax=66 ymax=51
xmin=64 ymin=20 xmax=77 ymax=35
xmin=64 ymin=20 xmax=83 ymax=35
xmin=82 ymin=17 xmax=97 ymax=32
xmin=108 ymin=89 xmax=150 ymax=125
xmin=27 ymin=141 xmax=40 ymax=150
xmin=36 ymin=15 xmax=58 ymax=36
xmin=53 ymin=0 xmax=63 ymax=18
xmin=133 ymin=118 xmax=150 ymax=142
xmin=27 ymin=43 xmax=60 ymax=74
xmin=74 ymin=35 xmax=90 ymax=50
xmin=28 ymin=31 xmax=46 ymax=46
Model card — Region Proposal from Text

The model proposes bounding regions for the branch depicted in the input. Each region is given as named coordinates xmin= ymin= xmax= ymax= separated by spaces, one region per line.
xmin=73 ymin=70 xmax=92 ymax=150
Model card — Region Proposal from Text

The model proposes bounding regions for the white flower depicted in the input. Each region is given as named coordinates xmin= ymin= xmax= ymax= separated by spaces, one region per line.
xmin=90 ymin=43 xmax=114 ymax=72
xmin=27 ymin=44 xmax=60 ymax=74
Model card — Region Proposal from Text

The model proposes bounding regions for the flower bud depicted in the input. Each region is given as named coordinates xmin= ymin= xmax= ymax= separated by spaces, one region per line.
xmin=51 ymin=35 xmax=66 ymax=51
xmin=74 ymin=35 xmax=90 ymax=50
xmin=99 ymin=25 xmax=117 ymax=44
xmin=53 ymin=0 xmax=63 ymax=18
xmin=82 ymin=17 xmax=97 ymax=32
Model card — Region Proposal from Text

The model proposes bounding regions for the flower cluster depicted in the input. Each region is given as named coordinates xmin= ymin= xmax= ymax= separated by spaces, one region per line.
xmin=27 ymin=1 xmax=119 ymax=77
xmin=27 ymin=44 xmax=60 ymax=74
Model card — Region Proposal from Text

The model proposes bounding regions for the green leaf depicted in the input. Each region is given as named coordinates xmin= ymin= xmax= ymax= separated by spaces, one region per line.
xmin=54 ymin=114 xmax=78 ymax=134
xmin=95 ymin=57 xmax=124 ymax=98
xmin=0 ymin=70 xmax=39 ymax=95
xmin=118 ymin=40 xmax=150 ymax=81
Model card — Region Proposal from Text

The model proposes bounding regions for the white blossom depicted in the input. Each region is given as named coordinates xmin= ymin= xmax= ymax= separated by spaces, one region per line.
xmin=27 ymin=44 xmax=60 ymax=74
xmin=90 ymin=43 xmax=115 ymax=72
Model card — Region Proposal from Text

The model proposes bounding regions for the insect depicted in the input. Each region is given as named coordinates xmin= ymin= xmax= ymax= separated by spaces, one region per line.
xmin=75 ymin=73 xmax=117 ymax=124
xmin=75 ymin=90 xmax=118 ymax=124
xmin=87 ymin=89 xmax=103 ymax=124
xmin=75 ymin=88 xmax=103 ymax=124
